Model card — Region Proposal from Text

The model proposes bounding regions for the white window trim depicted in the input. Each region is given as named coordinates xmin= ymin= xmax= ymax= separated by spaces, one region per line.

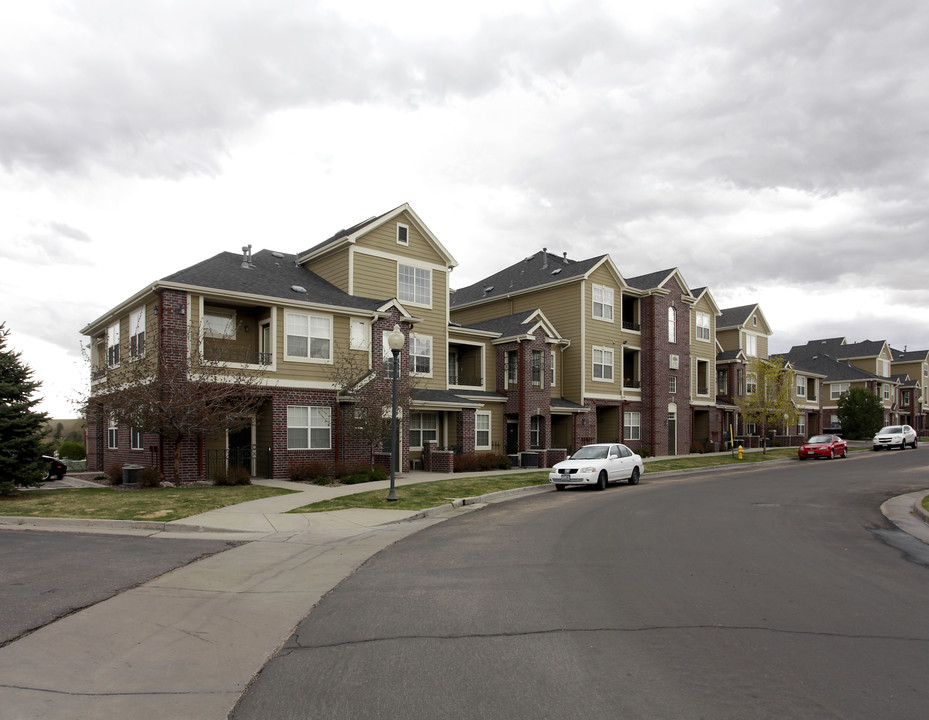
xmin=129 ymin=307 xmax=146 ymax=360
xmin=410 ymin=334 xmax=433 ymax=377
xmin=592 ymin=346 xmax=614 ymax=382
xmin=624 ymin=411 xmax=641 ymax=441
xmin=107 ymin=322 xmax=120 ymax=368
xmin=592 ymin=284 xmax=614 ymax=322
xmin=130 ymin=427 xmax=144 ymax=451
xmin=551 ymin=350 xmax=557 ymax=387
xmin=287 ymin=405 xmax=332 ymax=450
xmin=350 ymin=318 xmax=370 ymax=351
xmin=284 ymin=311 xmax=333 ymax=364
xmin=744 ymin=332 xmax=758 ymax=357
xmin=668 ymin=307 xmax=676 ymax=343
xmin=108 ymin=416 xmax=118 ymax=449
xmin=669 ymin=376 xmax=677 ymax=394
xmin=409 ymin=411 xmax=439 ymax=450
xmin=397 ymin=223 xmax=409 ymax=246
xmin=475 ymin=411 xmax=492 ymax=450
xmin=397 ymin=262 xmax=432 ymax=308
xmin=830 ymin=382 xmax=849 ymax=400
xmin=695 ymin=311 xmax=711 ymax=342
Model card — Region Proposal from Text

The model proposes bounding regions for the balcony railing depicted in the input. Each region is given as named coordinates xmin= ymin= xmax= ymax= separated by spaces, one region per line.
xmin=204 ymin=347 xmax=272 ymax=365
xmin=623 ymin=378 xmax=641 ymax=389
xmin=622 ymin=320 xmax=641 ymax=331
xmin=449 ymin=375 xmax=483 ymax=387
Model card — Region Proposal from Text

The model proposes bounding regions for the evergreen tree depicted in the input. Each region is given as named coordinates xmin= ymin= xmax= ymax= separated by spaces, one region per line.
xmin=0 ymin=323 xmax=48 ymax=494
xmin=836 ymin=386 xmax=884 ymax=439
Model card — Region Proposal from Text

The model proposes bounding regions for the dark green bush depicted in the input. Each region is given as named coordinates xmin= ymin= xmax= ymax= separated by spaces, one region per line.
xmin=340 ymin=468 xmax=388 ymax=484
xmin=57 ymin=441 xmax=86 ymax=460
xmin=288 ymin=460 xmax=330 ymax=483
xmin=637 ymin=446 xmax=651 ymax=459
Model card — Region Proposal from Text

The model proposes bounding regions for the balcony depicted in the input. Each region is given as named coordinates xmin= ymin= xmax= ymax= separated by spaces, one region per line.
xmin=204 ymin=346 xmax=272 ymax=365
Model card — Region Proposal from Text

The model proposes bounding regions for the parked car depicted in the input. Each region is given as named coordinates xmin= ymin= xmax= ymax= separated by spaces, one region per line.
xmin=798 ymin=435 xmax=848 ymax=460
xmin=550 ymin=443 xmax=643 ymax=491
xmin=872 ymin=425 xmax=918 ymax=451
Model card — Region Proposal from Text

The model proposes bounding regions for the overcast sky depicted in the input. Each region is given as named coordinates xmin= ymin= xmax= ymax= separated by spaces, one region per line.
xmin=3 ymin=0 xmax=928 ymax=418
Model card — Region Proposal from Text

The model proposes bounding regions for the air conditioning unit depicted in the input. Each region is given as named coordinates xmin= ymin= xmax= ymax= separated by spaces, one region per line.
xmin=669 ymin=354 xmax=679 ymax=369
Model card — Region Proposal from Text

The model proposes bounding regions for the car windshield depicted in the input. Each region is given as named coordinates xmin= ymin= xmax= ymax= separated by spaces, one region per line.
xmin=808 ymin=436 xmax=831 ymax=443
xmin=571 ymin=445 xmax=609 ymax=460
xmin=878 ymin=426 xmax=902 ymax=434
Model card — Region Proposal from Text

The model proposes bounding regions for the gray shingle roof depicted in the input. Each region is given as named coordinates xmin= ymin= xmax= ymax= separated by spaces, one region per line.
xmin=297 ymin=207 xmax=397 ymax=258
xmin=624 ymin=268 xmax=677 ymax=291
xmin=891 ymin=346 xmax=929 ymax=362
xmin=717 ymin=304 xmax=757 ymax=329
xmin=161 ymin=250 xmax=383 ymax=311
xmin=778 ymin=350 xmax=878 ymax=383
xmin=451 ymin=251 xmax=606 ymax=307
xmin=463 ymin=310 xmax=543 ymax=338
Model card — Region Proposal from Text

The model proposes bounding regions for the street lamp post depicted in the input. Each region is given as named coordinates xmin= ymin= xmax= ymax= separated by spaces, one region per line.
xmin=386 ymin=324 xmax=405 ymax=502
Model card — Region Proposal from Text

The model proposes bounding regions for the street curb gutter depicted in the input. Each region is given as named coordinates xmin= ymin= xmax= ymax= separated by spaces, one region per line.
xmin=0 ymin=515 xmax=259 ymax=534
xmin=914 ymin=492 xmax=929 ymax=524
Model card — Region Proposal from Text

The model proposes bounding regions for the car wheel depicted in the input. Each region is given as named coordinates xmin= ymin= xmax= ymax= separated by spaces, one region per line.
xmin=799 ymin=456 xmax=807 ymax=460
xmin=596 ymin=471 xmax=608 ymax=491
xmin=872 ymin=446 xmax=880 ymax=451
xmin=829 ymin=449 xmax=835 ymax=460
xmin=628 ymin=467 xmax=640 ymax=485
xmin=841 ymin=447 xmax=848 ymax=458
xmin=914 ymin=438 xmax=919 ymax=449
xmin=555 ymin=483 xmax=567 ymax=491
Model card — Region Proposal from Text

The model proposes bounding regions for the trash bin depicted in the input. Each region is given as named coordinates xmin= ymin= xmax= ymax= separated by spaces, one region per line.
xmin=122 ymin=464 xmax=143 ymax=487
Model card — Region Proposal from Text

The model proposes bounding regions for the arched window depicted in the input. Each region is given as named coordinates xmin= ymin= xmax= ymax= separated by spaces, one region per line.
xmin=668 ymin=306 xmax=676 ymax=343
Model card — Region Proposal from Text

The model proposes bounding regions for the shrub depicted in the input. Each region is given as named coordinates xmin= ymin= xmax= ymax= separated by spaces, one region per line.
xmin=637 ymin=446 xmax=651 ymax=459
xmin=212 ymin=466 xmax=252 ymax=486
xmin=333 ymin=461 xmax=369 ymax=479
xmin=106 ymin=463 xmax=124 ymax=485
xmin=138 ymin=466 xmax=163 ymax=488
xmin=58 ymin=441 xmax=86 ymax=460
xmin=454 ymin=452 xmax=511 ymax=473
xmin=288 ymin=460 xmax=330 ymax=483
xmin=340 ymin=468 xmax=388 ymax=485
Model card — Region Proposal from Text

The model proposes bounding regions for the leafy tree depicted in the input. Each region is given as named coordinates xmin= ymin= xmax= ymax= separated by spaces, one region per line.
xmin=86 ymin=329 xmax=269 ymax=481
xmin=836 ymin=386 xmax=884 ymax=439
xmin=737 ymin=356 xmax=800 ymax=453
xmin=0 ymin=323 xmax=49 ymax=494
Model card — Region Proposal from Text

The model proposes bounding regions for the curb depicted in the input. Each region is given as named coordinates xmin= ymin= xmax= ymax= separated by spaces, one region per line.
xmin=914 ymin=492 xmax=929 ymax=525
xmin=0 ymin=515 xmax=258 ymax=535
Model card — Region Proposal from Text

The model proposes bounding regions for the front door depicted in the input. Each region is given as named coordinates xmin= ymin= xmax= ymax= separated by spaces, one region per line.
xmin=229 ymin=426 xmax=253 ymax=475
xmin=667 ymin=411 xmax=677 ymax=456
xmin=506 ymin=421 xmax=519 ymax=454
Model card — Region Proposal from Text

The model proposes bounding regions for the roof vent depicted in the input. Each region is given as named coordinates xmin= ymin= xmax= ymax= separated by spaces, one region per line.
xmin=272 ymin=251 xmax=284 ymax=258
xmin=542 ymin=248 xmax=548 ymax=269
xmin=241 ymin=244 xmax=255 ymax=269
xmin=291 ymin=285 xmax=307 ymax=294
xmin=482 ymin=286 xmax=494 ymax=296
xmin=563 ymin=252 xmax=569 ymax=264
xmin=551 ymin=268 xmax=561 ymax=275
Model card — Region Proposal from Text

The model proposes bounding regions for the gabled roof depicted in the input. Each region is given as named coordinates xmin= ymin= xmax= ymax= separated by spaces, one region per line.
xmin=891 ymin=346 xmax=929 ymax=363
xmin=777 ymin=350 xmax=881 ymax=384
xmin=160 ymin=250 xmax=383 ymax=312
xmin=718 ymin=303 xmax=772 ymax=335
xmin=790 ymin=337 xmax=890 ymax=361
xmin=716 ymin=349 xmax=745 ymax=363
xmin=463 ymin=309 xmax=566 ymax=344
xmin=450 ymin=251 xmax=616 ymax=308
xmin=297 ymin=203 xmax=458 ymax=269
xmin=624 ymin=268 xmax=693 ymax=301
xmin=690 ymin=286 xmax=722 ymax=316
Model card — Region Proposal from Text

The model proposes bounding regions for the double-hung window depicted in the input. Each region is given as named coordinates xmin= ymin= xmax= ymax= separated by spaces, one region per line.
xmin=398 ymin=263 xmax=431 ymax=306
xmin=108 ymin=416 xmax=118 ymax=449
xmin=350 ymin=319 xmax=370 ymax=351
xmin=475 ymin=412 xmax=491 ymax=450
xmin=107 ymin=322 xmax=120 ymax=367
xmin=668 ymin=307 xmax=676 ymax=343
xmin=130 ymin=427 xmax=144 ymax=451
xmin=530 ymin=416 xmax=541 ymax=447
xmin=592 ymin=285 xmax=614 ymax=321
xmin=745 ymin=333 xmax=758 ymax=357
xmin=129 ymin=308 xmax=145 ymax=359
xmin=796 ymin=375 xmax=806 ymax=397
xmin=695 ymin=312 xmax=711 ymax=341
xmin=410 ymin=412 xmax=438 ymax=448
xmin=624 ymin=411 xmax=641 ymax=441
xmin=285 ymin=312 xmax=332 ymax=362
xmin=532 ymin=350 xmax=544 ymax=387
xmin=593 ymin=346 xmax=614 ymax=381
xmin=287 ymin=406 xmax=331 ymax=449
xmin=830 ymin=383 xmax=849 ymax=400
xmin=411 ymin=335 xmax=432 ymax=376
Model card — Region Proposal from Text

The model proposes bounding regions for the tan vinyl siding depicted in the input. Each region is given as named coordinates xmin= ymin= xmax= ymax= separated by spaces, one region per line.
xmin=716 ymin=328 xmax=740 ymax=353
xmin=305 ymin=247 xmax=351 ymax=293
xmin=358 ymin=212 xmax=444 ymax=265
xmin=352 ymin=253 xmax=397 ymax=300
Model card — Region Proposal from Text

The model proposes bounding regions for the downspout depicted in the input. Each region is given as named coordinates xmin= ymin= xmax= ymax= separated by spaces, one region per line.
xmin=519 ymin=341 xmax=526 ymax=452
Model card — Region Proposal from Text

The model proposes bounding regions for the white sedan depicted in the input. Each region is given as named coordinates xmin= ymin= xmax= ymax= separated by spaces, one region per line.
xmin=872 ymin=424 xmax=918 ymax=451
xmin=550 ymin=443 xmax=643 ymax=491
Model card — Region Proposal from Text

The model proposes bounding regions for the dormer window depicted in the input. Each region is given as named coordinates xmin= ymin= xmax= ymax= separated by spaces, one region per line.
xmin=397 ymin=224 xmax=409 ymax=246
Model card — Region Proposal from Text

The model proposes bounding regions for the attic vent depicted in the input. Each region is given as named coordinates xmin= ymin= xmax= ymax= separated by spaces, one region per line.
xmin=482 ymin=286 xmax=494 ymax=296
xmin=551 ymin=268 xmax=561 ymax=275
xmin=291 ymin=285 xmax=307 ymax=294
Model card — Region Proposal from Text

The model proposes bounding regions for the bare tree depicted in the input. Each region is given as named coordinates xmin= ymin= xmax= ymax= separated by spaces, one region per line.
xmin=85 ymin=329 xmax=268 ymax=480
xmin=329 ymin=342 xmax=415 ymax=470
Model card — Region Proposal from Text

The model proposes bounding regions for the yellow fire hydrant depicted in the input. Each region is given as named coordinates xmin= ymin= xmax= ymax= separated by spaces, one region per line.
xmin=738 ymin=444 xmax=744 ymax=460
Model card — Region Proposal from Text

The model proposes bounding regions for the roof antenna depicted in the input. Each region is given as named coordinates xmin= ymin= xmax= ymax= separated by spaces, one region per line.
xmin=542 ymin=248 xmax=548 ymax=269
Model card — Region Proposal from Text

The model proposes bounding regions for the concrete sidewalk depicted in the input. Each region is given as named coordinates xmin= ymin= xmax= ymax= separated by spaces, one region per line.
xmin=0 ymin=469 xmax=549 ymax=720
xmin=1 ymin=463 xmax=927 ymax=720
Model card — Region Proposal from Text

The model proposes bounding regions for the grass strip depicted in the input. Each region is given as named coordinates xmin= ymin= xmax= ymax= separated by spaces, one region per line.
xmin=0 ymin=485 xmax=294 ymax=522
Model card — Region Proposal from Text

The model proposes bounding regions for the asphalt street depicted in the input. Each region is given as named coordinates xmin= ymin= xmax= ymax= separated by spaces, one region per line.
xmin=0 ymin=530 xmax=238 ymax=646
xmin=232 ymin=449 xmax=929 ymax=719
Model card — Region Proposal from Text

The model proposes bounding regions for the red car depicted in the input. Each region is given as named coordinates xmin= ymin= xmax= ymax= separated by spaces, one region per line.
xmin=798 ymin=434 xmax=848 ymax=460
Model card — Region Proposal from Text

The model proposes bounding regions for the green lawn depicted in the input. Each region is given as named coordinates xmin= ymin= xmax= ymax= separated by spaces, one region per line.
xmin=0 ymin=485 xmax=295 ymax=522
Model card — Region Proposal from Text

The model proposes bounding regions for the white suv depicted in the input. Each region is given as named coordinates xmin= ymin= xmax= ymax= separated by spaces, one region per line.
xmin=872 ymin=425 xmax=918 ymax=451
